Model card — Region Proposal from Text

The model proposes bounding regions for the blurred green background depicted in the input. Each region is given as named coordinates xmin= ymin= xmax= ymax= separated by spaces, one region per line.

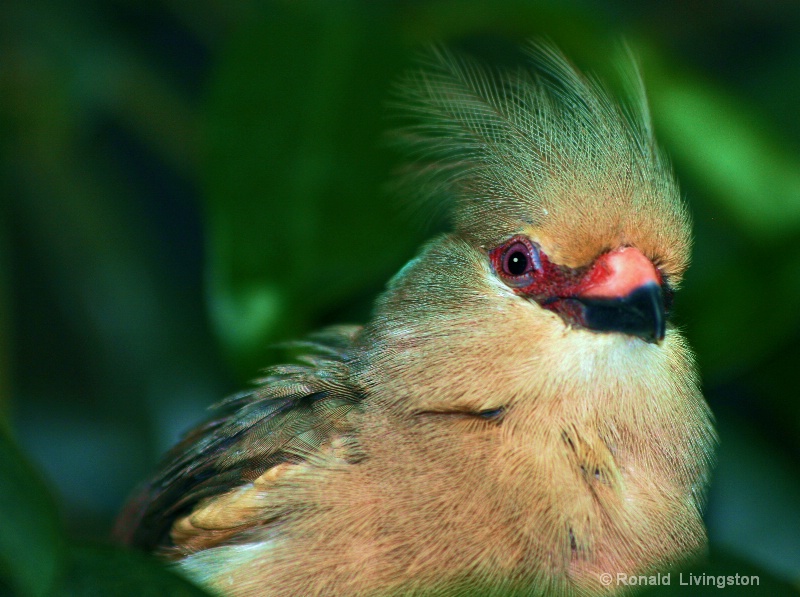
xmin=2 ymin=0 xmax=799 ymax=595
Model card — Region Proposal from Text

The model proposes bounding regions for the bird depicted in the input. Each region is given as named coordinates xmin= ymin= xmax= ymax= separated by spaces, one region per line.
xmin=116 ymin=42 xmax=716 ymax=596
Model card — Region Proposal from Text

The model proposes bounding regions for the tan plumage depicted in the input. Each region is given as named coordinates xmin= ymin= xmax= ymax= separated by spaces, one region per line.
xmin=117 ymin=43 xmax=716 ymax=596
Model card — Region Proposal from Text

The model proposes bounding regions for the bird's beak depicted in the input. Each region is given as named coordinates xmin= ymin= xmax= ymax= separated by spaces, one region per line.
xmin=570 ymin=247 xmax=666 ymax=343
xmin=573 ymin=282 xmax=665 ymax=343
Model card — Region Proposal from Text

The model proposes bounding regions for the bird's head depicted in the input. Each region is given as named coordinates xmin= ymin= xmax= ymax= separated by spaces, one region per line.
xmin=357 ymin=44 xmax=697 ymax=421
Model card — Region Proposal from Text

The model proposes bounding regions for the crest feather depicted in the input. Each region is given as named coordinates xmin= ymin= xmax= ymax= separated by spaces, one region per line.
xmin=395 ymin=42 xmax=690 ymax=277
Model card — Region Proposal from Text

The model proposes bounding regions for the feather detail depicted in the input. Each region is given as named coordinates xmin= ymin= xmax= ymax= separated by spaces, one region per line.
xmin=115 ymin=325 xmax=364 ymax=554
xmin=394 ymin=42 xmax=690 ymax=278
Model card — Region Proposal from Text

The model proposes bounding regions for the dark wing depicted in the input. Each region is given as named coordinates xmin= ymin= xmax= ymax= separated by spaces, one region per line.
xmin=115 ymin=326 xmax=364 ymax=553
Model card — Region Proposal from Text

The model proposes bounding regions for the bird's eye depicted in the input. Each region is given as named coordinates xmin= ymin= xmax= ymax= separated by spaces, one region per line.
xmin=489 ymin=236 xmax=543 ymax=285
xmin=501 ymin=241 xmax=538 ymax=277
xmin=505 ymin=247 xmax=529 ymax=275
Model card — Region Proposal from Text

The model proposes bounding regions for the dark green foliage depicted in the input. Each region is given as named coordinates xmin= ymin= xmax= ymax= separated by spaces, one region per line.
xmin=0 ymin=431 xmax=64 ymax=597
xmin=54 ymin=545 xmax=210 ymax=597
xmin=0 ymin=432 xmax=211 ymax=596
xmin=2 ymin=0 xmax=799 ymax=594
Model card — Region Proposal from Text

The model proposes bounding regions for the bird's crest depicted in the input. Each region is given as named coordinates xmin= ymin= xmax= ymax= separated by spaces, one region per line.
xmin=395 ymin=42 xmax=691 ymax=278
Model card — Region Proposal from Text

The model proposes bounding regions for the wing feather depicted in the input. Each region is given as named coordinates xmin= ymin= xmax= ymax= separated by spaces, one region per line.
xmin=115 ymin=326 xmax=364 ymax=553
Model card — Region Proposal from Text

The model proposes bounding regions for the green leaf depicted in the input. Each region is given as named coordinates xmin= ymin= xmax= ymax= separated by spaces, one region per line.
xmin=0 ymin=431 xmax=65 ymax=597
xmin=706 ymin=414 xmax=800 ymax=582
xmin=55 ymin=544 xmax=212 ymax=597
xmin=647 ymin=61 xmax=800 ymax=239
xmin=203 ymin=1 xmax=423 ymax=373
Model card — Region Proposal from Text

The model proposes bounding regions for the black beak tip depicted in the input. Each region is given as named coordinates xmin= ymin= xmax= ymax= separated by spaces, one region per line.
xmin=579 ymin=282 xmax=666 ymax=343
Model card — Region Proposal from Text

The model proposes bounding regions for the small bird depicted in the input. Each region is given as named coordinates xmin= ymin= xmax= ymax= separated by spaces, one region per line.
xmin=117 ymin=43 xmax=716 ymax=596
